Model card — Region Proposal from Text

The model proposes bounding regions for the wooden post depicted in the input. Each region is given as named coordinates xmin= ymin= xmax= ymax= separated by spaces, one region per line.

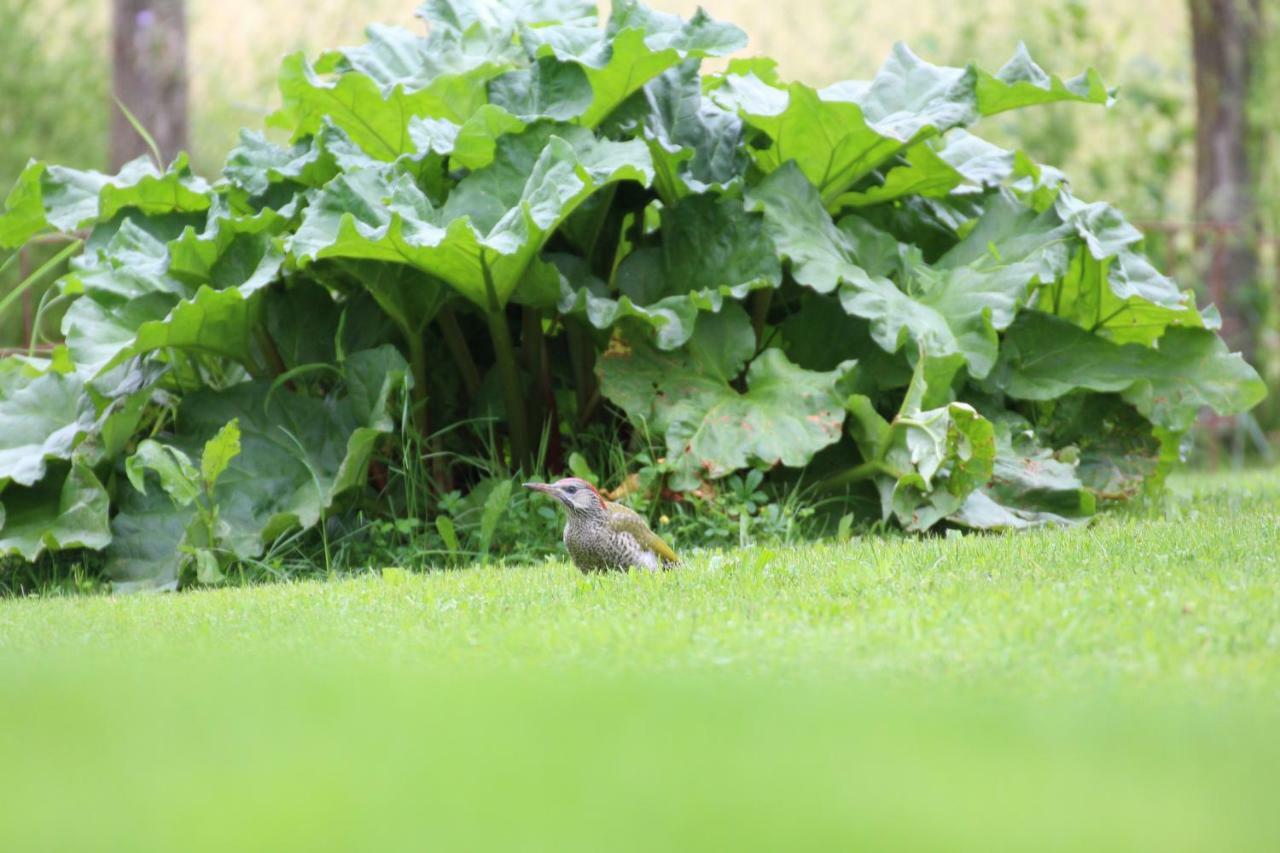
xmin=111 ymin=0 xmax=188 ymax=168
xmin=1189 ymin=0 xmax=1263 ymax=359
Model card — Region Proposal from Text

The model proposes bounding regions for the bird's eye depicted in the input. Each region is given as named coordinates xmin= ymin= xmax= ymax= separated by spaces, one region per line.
xmin=564 ymin=485 xmax=577 ymax=494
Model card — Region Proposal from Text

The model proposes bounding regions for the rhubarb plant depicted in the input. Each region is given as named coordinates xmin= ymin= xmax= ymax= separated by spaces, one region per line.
xmin=0 ymin=0 xmax=1265 ymax=589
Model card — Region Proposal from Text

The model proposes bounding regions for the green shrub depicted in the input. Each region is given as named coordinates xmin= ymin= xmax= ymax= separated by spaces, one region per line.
xmin=0 ymin=0 xmax=1265 ymax=590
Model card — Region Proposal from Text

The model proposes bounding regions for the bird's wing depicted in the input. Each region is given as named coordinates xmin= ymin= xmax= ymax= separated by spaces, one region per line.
xmin=605 ymin=501 xmax=679 ymax=564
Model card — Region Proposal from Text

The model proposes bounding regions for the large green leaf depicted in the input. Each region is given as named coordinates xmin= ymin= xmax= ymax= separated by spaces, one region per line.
xmin=713 ymin=43 xmax=1106 ymax=208
xmin=713 ymin=44 xmax=980 ymax=205
xmin=750 ymin=167 xmax=1064 ymax=377
xmin=554 ymin=254 xmax=699 ymax=351
xmin=408 ymin=106 xmax=529 ymax=172
xmin=907 ymin=190 xmax=1076 ymax=375
xmin=935 ymin=131 xmax=1017 ymax=190
xmin=841 ymin=43 xmax=979 ymax=140
xmin=713 ymin=73 xmax=905 ymax=208
xmin=618 ymin=193 xmax=778 ymax=312
xmin=1009 ymin=158 xmax=1204 ymax=344
xmin=335 ymin=259 xmax=449 ymax=341
xmin=222 ymin=130 xmax=340 ymax=198
xmin=975 ymin=43 xmax=1113 ymax=115
xmin=102 ymin=286 xmax=262 ymax=375
xmin=777 ymin=295 xmax=913 ymax=396
xmin=274 ymin=0 xmax=736 ymax=153
xmin=60 ymin=216 xmax=273 ymax=382
xmin=292 ymin=123 xmax=653 ymax=310
xmin=557 ymin=193 xmax=779 ymax=350
xmin=270 ymin=52 xmax=498 ymax=161
xmin=260 ymin=281 xmax=397 ymax=372
xmin=166 ymin=201 xmax=286 ymax=293
xmin=105 ymin=486 xmax=192 ymax=592
xmin=833 ymin=144 xmax=966 ymax=209
xmin=125 ymin=439 xmax=201 ymax=507
xmin=1039 ymin=393 xmax=1180 ymax=502
xmin=607 ymin=59 xmax=746 ymax=203
xmin=833 ymin=130 xmax=1014 ymax=208
xmin=418 ymin=0 xmax=597 ymax=43
xmin=748 ymin=166 xmax=969 ymax=370
xmin=0 ymin=155 xmax=211 ymax=248
xmin=1049 ymin=246 xmax=1207 ymax=346
xmin=598 ymin=305 xmax=856 ymax=490
xmin=107 ymin=346 xmax=410 ymax=590
xmin=60 ymin=220 xmax=186 ymax=378
xmin=488 ymin=57 xmax=594 ymax=121
xmin=429 ymin=0 xmax=595 ymax=22
xmin=439 ymin=122 xmax=650 ymax=231
xmin=988 ymin=311 xmax=1267 ymax=432
xmin=330 ymin=20 xmax=518 ymax=92
xmin=0 ymin=463 xmax=111 ymax=561
xmin=421 ymin=7 xmax=596 ymax=145
xmin=844 ymin=356 xmax=996 ymax=531
xmin=1052 ymin=189 xmax=1145 ymax=259
xmin=597 ymin=302 xmax=753 ymax=420
xmin=949 ymin=411 xmax=1095 ymax=530
xmin=524 ymin=0 xmax=746 ymax=127
xmin=0 ymin=360 xmax=94 ymax=488
xmin=745 ymin=163 xmax=887 ymax=297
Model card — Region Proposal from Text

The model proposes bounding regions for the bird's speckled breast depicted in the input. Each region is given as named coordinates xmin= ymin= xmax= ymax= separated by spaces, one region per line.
xmin=563 ymin=518 xmax=659 ymax=572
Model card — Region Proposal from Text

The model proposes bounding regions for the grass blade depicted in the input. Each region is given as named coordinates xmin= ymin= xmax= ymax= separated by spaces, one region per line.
xmin=113 ymin=96 xmax=165 ymax=167
xmin=0 ymin=240 xmax=82 ymax=325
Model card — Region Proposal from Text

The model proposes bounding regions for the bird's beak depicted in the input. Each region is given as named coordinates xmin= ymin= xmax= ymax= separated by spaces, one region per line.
xmin=523 ymin=482 xmax=553 ymax=495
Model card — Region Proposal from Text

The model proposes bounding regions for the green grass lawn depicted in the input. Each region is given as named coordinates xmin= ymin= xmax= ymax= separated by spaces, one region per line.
xmin=1 ymin=470 xmax=1277 ymax=851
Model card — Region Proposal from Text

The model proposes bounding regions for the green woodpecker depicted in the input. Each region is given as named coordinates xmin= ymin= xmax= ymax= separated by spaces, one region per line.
xmin=523 ymin=478 xmax=678 ymax=572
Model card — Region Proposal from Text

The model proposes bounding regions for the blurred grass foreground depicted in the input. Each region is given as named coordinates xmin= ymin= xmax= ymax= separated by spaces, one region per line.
xmin=0 ymin=469 xmax=1276 ymax=851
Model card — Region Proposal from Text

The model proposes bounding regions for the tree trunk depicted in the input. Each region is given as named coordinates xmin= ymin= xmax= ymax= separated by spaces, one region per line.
xmin=111 ymin=0 xmax=189 ymax=169
xmin=1190 ymin=0 xmax=1263 ymax=359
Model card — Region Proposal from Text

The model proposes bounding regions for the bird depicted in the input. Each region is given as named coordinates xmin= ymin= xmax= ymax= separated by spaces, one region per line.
xmin=523 ymin=477 xmax=678 ymax=573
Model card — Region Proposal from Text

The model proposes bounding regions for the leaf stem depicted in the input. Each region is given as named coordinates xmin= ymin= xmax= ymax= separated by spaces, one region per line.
xmin=408 ymin=336 xmax=451 ymax=492
xmin=818 ymin=460 xmax=887 ymax=492
xmin=565 ymin=318 xmax=595 ymax=415
xmin=436 ymin=304 xmax=482 ymax=399
xmin=406 ymin=332 xmax=430 ymax=440
xmin=27 ymin=289 xmax=75 ymax=356
xmin=522 ymin=306 xmax=544 ymax=433
xmin=538 ymin=328 xmax=563 ymax=472
xmin=581 ymin=184 xmax=617 ymax=270
xmin=576 ymin=385 xmax=602 ymax=430
xmin=481 ymin=255 xmax=530 ymax=470
xmin=750 ymin=288 xmax=773 ymax=347
xmin=0 ymin=240 xmax=81 ymax=322
xmin=255 ymin=326 xmax=288 ymax=379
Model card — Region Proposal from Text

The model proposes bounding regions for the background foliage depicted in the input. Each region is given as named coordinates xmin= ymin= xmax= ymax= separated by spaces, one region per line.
xmin=0 ymin=0 xmax=108 ymax=347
